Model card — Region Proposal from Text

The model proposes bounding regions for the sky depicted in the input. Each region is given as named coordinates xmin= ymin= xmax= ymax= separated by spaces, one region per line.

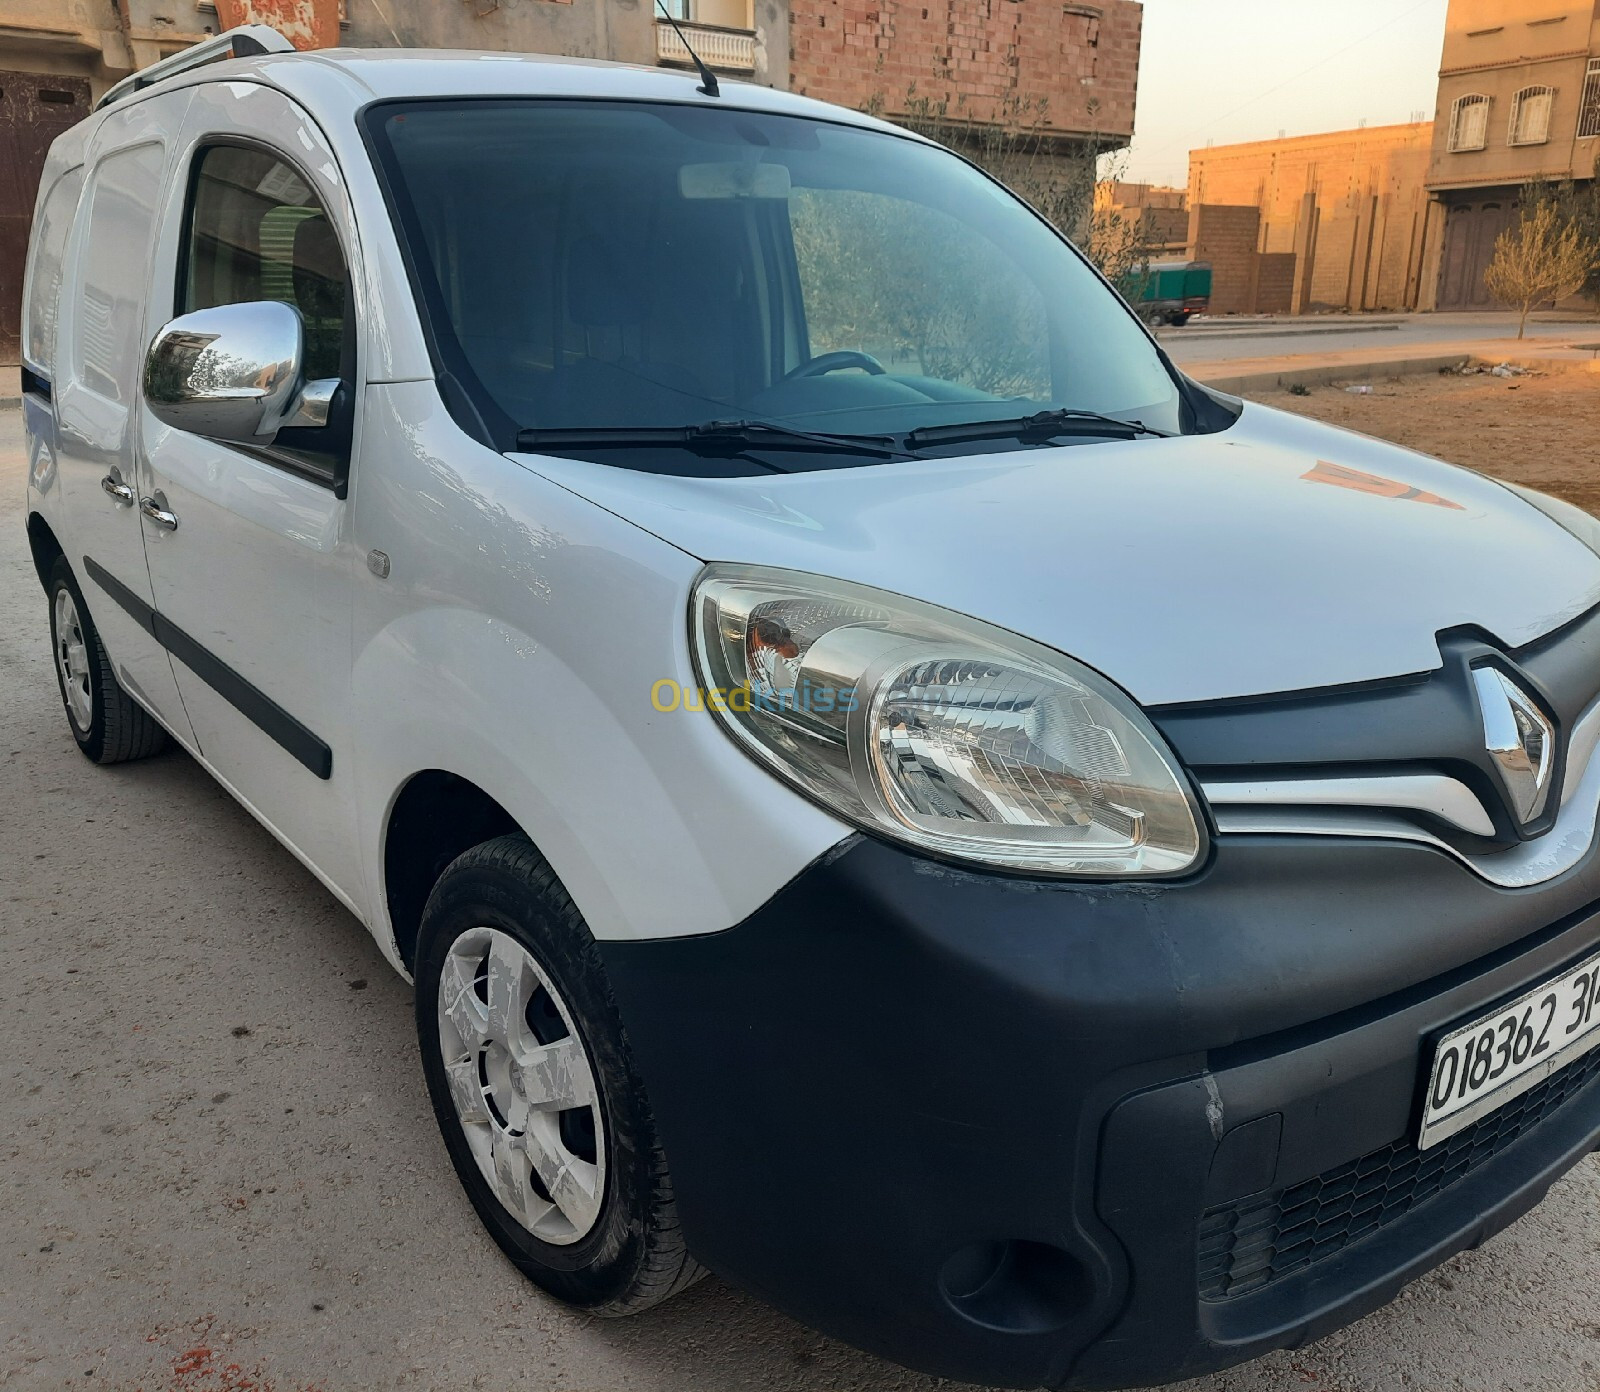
xmin=1121 ymin=0 xmax=1453 ymax=187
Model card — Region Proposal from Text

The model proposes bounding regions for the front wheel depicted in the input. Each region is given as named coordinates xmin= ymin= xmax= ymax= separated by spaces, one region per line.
xmin=414 ymin=834 xmax=702 ymax=1314
xmin=47 ymin=557 xmax=167 ymax=765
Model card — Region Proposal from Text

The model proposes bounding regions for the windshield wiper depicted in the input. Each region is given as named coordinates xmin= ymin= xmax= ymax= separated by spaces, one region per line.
xmin=516 ymin=419 xmax=917 ymax=460
xmin=904 ymin=408 xmax=1166 ymax=449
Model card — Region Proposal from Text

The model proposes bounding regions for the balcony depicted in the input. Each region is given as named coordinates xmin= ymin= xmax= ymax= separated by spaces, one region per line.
xmin=655 ymin=17 xmax=756 ymax=74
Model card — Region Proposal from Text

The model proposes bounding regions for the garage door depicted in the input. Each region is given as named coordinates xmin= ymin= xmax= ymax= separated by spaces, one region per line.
xmin=0 ymin=72 xmax=91 ymax=363
xmin=1437 ymin=199 xmax=1520 ymax=311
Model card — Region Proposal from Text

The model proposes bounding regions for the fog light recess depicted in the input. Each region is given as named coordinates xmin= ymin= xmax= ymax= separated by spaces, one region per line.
xmin=938 ymin=1239 xmax=1093 ymax=1334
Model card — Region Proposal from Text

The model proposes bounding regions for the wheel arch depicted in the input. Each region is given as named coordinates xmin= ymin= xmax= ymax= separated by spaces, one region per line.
xmin=383 ymin=769 xmax=523 ymax=972
xmin=27 ymin=511 xmax=65 ymax=592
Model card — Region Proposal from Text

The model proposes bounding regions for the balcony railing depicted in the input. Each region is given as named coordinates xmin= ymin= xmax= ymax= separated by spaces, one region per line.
xmin=655 ymin=19 xmax=756 ymax=73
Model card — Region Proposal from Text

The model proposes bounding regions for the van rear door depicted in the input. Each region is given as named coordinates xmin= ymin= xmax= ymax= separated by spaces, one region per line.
xmin=52 ymin=92 xmax=196 ymax=747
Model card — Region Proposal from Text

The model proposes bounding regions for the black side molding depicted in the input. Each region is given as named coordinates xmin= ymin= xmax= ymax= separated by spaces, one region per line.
xmin=82 ymin=556 xmax=333 ymax=780
xmin=21 ymin=365 xmax=51 ymax=402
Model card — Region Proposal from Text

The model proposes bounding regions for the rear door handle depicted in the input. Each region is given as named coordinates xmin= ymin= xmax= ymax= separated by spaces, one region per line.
xmin=101 ymin=472 xmax=135 ymax=506
xmin=140 ymin=495 xmax=179 ymax=531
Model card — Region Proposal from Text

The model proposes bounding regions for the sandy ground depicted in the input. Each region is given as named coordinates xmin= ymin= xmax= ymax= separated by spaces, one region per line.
xmin=3 ymin=396 xmax=1600 ymax=1392
xmin=1261 ymin=368 xmax=1600 ymax=513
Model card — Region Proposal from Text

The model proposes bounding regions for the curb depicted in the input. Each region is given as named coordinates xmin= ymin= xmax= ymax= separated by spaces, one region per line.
xmin=1196 ymin=349 xmax=1600 ymax=397
xmin=1162 ymin=321 xmax=1404 ymax=344
xmin=1194 ymin=354 xmax=1474 ymax=396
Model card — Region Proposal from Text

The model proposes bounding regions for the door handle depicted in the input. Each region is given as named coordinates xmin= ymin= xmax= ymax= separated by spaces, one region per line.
xmin=101 ymin=473 xmax=136 ymax=506
xmin=139 ymin=495 xmax=179 ymax=531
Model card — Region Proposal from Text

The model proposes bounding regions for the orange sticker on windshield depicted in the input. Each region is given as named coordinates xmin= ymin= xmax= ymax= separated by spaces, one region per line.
xmin=1301 ymin=461 xmax=1463 ymax=511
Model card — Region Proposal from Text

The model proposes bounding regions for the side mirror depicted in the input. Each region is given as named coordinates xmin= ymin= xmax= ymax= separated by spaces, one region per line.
xmin=143 ymin=301 xmax=334 ymax=444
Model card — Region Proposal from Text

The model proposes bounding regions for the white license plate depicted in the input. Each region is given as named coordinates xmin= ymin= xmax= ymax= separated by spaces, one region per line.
xmin=1419 ymin=947 xmax=1600 ymax=1150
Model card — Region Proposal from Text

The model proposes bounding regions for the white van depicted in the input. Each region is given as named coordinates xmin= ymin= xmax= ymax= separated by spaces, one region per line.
xmin=22 ymin=26 xmax=1600 ymax=1388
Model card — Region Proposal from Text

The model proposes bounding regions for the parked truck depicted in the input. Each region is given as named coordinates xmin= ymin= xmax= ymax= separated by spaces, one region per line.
xmin=1126 ymin=258 xmax=1212 ymax=326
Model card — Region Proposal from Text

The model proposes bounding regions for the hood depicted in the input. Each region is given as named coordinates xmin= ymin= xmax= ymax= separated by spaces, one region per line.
xmin=512 ymin=401 xmax=1600 ymax=706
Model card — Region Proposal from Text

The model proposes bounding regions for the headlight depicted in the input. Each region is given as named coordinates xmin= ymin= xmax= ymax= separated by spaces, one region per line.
xmin=691 ymin=564 xmax=1205 ymax=877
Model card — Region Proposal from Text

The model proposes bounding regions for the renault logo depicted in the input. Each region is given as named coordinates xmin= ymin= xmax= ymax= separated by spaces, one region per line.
xmin=1473 ymin=667 xmax=1556 ymax=826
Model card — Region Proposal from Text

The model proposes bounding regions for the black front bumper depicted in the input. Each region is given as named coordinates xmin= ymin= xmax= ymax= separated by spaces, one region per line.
xmin=599 ymin=834 xmax=1600 ymax=1389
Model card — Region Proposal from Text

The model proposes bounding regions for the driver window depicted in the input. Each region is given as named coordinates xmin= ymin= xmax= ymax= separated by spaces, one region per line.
xmin=180 ymin=144 xmax=348 ymax=382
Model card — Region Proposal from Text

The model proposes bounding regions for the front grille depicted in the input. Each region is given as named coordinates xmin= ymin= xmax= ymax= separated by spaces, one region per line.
xmin=1198 ymin=1045 xmax=1600 ymax=1301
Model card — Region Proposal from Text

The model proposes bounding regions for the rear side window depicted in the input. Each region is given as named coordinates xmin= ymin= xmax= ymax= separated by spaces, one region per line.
xmin=180 ymin=145 xmax=348 ymax=381
xmin=76 ymin=143 xmax=165 ymax=403
xmin=24 ymin=165 xmax=84 ymax=374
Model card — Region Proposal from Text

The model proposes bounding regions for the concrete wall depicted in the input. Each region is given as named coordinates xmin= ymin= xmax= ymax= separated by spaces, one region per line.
xmin=1187 ymin=203 xmax=1262 ymax=314
xmin=1254 ymin=251 xmax=1297 ymax=315
xmin=0 ymin=0 xmax=787 ymax=96
xmin=0 ymin=0 xmax=215 ymax=99
xmin=789 ymin=0 xmax=1142 ymax=146
xmin=341 ymin=0 xmax=658 ymax=76
xmin=1188 ymin=122 xmax=1435 ymax=312
xmin=1098 ymin=179 xmax=1187 ymax=253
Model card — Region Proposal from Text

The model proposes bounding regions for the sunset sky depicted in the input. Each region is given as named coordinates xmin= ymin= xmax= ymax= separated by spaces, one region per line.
xmin=1124 ymin=0 xmax=1453 ymax=186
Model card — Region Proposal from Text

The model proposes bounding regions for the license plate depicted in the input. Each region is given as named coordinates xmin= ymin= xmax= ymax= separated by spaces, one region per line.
xmin=1419 ymin=947 xmax=1600 ymax=1150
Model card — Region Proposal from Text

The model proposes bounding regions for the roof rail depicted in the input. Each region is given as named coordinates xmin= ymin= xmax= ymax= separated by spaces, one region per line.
xmin=95 ymin=24 xmax=296 ymax=111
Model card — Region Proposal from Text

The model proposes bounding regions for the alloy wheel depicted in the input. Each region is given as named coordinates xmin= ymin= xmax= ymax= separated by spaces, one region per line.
xmin=53 ymin=587 xmax=93 ymax=732
xmin=436 ymin=926 xmax=605 ymax=1245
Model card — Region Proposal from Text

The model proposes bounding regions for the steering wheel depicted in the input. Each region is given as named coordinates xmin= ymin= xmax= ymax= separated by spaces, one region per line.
xmin=780 ymin=350 xmax=887 ymax=383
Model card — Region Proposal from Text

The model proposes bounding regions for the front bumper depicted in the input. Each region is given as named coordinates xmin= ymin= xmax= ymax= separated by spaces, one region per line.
xmin=598 ymin=833 xmax=1600 ymax=1389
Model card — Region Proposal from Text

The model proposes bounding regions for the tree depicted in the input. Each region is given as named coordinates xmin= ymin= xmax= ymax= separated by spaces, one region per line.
xmin=1525 ymin=157 xmax=1600 ymax=312
xmin=861 ymin=84 xmax=1145 ymax=286
xmin=1483 ymin=199 xmax=1600 ymax=338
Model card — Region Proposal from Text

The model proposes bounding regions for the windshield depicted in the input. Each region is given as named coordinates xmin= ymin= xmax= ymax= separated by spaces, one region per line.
xmin=366 ymin=99 xmax=1189 ymax=462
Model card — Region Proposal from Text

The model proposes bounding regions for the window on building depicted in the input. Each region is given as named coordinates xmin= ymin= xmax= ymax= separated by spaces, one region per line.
xmin=1448 ymin=94 xmax=1491 ymax=152
xmin=1509 ymin=86 xmax=1555 ymax=146
xmin=1580 ymin=59 xmax=1600 ymax=140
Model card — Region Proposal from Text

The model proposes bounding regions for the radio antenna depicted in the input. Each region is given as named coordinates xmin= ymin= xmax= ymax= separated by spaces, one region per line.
xmin=654 ymin=0 xmax=720 ymax=98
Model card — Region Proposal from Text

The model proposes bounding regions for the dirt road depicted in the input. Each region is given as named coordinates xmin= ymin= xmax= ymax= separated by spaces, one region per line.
xmin=1259 ymin=369 xmax=1600 ymax=512
xmin=3 ymin=397 xmax=1598 ymax=1392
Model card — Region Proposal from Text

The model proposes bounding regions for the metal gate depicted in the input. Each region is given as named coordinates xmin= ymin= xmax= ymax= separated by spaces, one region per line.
xmin=1437 ymin=197 xmax=1519 ymax=311
xmin=0 ymin=71 xmax=91 ymax=363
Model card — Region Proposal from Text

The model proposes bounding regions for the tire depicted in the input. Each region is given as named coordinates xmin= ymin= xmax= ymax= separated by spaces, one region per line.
xmin=1167 ymin=312 xmax=1191 ymax=327
xmin=47 ymin=556 xmax=168 ymax=765
xmin=414 ymin=834 xmax=703 ymax=1315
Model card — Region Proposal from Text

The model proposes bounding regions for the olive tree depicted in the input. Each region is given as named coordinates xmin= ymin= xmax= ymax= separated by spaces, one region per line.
xmin=1484 ymin=199 xmax=1600 ymax=338
xmin=1525 ymin=162 xmax=1600 ymax=312
xmin=862 ymin=85 xmax=1146 ymax=286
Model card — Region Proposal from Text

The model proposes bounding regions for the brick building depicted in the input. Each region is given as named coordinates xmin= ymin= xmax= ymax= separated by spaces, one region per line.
xmin=1097 ymin=180 xmax=1188 ymax=257
xmin=1427 ymin=0 xmax=1600 ymax=309
xmin=0 ymin=0 xmax=1141 ymax=362
xmin=0 ymin=0 xmax=791 ymax=362
xmin=1185 ymin=122 xmax=1437 ymax=315
xmin=787 ymin=0 xmax=1142 ymax=156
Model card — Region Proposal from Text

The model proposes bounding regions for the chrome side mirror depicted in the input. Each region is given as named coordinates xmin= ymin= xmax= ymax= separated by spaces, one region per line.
xmin=142 ymin=301 xmax=335 ymax=444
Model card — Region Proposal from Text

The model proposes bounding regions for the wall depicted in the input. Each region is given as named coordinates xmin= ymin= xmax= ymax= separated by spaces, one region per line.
xmin=0 ymin=1 xmax=219 ymax=362
xmin=1187 ymin=204 xmax=1262 ymax=314
xmin=1254 ymin=251 xmax=1297 ymax=315
xmin=0 ymin=0 xmax=214 ymax=99
xmin=1097 ymin=179 xmax=1187 ymax=254
xmin=341 ymin=0 xmax=786 ymax=87
xmin=1188 ymin=122 xmax=1436 ymax=312
xmin=340 ymin=0 xmax=657 ymax=75
xmin=789 ymin=0 xmax=1142 ymax=146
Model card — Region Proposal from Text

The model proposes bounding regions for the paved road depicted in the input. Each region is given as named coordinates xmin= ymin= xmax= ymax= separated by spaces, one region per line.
xmin=3 ymin=402 xmax=1598 ymax=1392
xmin=1161 ymin=311 xmax=1598 ymax=365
